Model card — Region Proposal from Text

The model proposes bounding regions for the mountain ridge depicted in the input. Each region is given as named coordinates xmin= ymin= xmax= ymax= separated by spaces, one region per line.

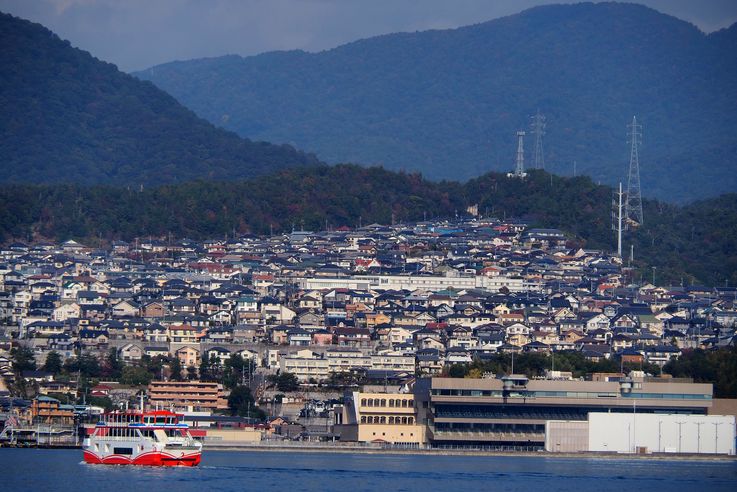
xmin=0 ymin=12 xmax=320 ymax=185
xmin=136 ymin=2 xmax=737 ymax=202
xmin=1 ymin=164 xmax=735 ymax=286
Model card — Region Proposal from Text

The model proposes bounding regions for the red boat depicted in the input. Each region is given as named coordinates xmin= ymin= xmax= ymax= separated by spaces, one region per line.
xmin=82 ymin=410 xmax=202 ymax=466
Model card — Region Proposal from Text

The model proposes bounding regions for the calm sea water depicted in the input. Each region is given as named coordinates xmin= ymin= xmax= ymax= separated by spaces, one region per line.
xmin=3 ymin=448 xmax=737 ymax=491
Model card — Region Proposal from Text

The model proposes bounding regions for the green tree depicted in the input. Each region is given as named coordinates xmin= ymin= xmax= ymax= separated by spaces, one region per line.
xmin=447 ymin=364 xmax=468 ymax=378
xmin=141 ymin=354 xmax=167 ymax=380
xmin=268 ymin=372 xmax=300 ymax=392
xmin=664 ymin=347 xmax=737 ymax=398
xmin=64 ymin=353 xmax=101 ymax=378
xmin=86 ymin=395 xmax=114 ymax=411
xmin=199 ymin=353 xmax=220 ymax=382
xmin=169 ymin=357 xmax=183 ymax=381
xmin=42 ymin=350 xmax=63 ymax=374
xmin=223 ymin=354 xmax=257 ymax=389
xmin=120 ymin=366 xmax=153 ymax=386
xmin=227 ymin=385 xmax=265 ymax=419
xmin=104 ymin=347 xmax=123 ymax=379
xmin=10 ymin=345 xmax=36 ymax=373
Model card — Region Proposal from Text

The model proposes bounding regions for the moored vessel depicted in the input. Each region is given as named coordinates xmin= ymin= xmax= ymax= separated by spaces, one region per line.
xmin=82 ymin=410 xmax=202 ymax=466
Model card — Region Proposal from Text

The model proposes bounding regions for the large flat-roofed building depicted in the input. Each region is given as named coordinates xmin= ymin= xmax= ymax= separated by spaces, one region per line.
xmin=417 ymin=375 xmax=713 ymax=449
xmin=148 ymin=381 xmax=228 ymax=412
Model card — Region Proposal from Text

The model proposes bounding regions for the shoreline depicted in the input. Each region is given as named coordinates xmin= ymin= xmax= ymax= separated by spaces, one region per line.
xmin=3 ymin=443 xmax=735 ymax=461
xmin=201 ymin=443 xmax=737 ymax=461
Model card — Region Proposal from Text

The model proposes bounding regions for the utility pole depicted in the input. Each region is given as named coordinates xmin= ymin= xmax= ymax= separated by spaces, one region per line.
xmin=625 ymin=116 xmax=644 ymax=226
xmin=612 ymin=183 xmax=625 ymax=257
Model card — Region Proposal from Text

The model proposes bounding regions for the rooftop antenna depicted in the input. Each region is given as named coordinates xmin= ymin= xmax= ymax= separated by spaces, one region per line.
xmin=507 ymin=131 xmax=527 ymax=178
xmin=530 ymin=110 xmax=546 ymax=170
xmin=625 ymin=116 xmax=644 ymax=227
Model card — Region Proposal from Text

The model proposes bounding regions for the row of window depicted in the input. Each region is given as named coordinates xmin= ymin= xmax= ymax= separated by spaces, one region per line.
xmin=431 ymin=389 xmax=711 ymax=400
xmin=434 ymin=422 xmax=544 ymax=433
xmin=361 ymin=398 xmax=413 ymax=408
xmin=361 ymin=416 xmax=415 ymax=425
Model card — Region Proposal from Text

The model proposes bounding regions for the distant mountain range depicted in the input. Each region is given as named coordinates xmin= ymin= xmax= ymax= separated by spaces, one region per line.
xmin=136 ymin=2 xmax=737 ymax=202
xmin=0 ymin=12 xmax=319 ymax=185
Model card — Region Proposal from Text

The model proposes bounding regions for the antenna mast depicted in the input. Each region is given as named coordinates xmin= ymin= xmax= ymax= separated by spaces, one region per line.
xmin=507 ymin=131 xmax=527 ymax=178
xmin=625 ymin=116 xmax=644 ymax=226
xmin=530 ymin=110 xmax=546 ymax=170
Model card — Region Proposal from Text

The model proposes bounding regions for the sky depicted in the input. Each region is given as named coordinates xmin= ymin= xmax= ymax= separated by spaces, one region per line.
xmin=2 ymin=0 xmax=737 ymax=72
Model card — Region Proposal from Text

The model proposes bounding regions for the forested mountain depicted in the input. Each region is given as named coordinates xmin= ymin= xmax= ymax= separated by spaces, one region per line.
xmin=136 ymin=3 xmax=737 ymax=202
xmin=0 ymin=12 xmax=319 ymax=185
xmin=1 ymin=165 xmax=735 ymax=286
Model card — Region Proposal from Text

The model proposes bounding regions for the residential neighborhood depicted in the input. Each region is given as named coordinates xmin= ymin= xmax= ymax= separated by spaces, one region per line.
xmin=0 ymin=218 xmax=735 ymax=451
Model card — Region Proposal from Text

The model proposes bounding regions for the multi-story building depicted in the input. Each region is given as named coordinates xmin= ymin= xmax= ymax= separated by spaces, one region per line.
xmin=279 ymin=349 xmax=330 ymax=382
xmin=147 ymin=380 xmax=228 ymax=411
xmin=415 ymin=375 xmax=714 ymax=449
xmin=340 ymin=391 xmax=425 ymax=444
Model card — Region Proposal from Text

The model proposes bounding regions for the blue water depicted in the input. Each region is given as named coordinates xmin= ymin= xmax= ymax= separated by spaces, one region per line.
xmin=3 ymin=448 xmax=737 ymax=491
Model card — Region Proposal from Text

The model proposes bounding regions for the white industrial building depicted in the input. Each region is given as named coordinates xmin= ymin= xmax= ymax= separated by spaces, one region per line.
xmin=546 ymin=413 xmax=736 ymax=455
xmin=295 ymin=273 xmax=542 ymax=293
xmin=588 ymin=413 xmax=735 ymax=455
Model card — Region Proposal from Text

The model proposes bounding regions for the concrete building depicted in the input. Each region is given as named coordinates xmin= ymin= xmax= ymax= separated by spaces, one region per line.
xmin=148 ymin=381 xmax=228 ymax=412
xmin=417 ymin=375 xmax=714 ymax=449
xmin=587 ymin=413 xmax=735 ymax=455
xmin=279 ymin=349 xmax=330 ymax=382
xmin=296 ymin=274 xmax=541 ymax=293
xmin=340 ymin=391 xmax=425 ymax=444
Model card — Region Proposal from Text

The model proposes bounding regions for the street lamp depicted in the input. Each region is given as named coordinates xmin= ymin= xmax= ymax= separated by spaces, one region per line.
xmin=713 ymin=421 xmax=723 ymax=454
xmin=676 ymin=421 xmax=686 ymax=453
xmin=695 ymin=421 xmax=704 ymax=454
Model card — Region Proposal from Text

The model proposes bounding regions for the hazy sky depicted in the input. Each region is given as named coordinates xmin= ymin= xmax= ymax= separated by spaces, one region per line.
xmin=2 ymin=0 xmax=736 ymax=72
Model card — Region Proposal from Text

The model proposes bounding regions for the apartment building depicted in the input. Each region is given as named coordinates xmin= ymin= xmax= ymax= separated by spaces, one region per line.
xmin=148 ymin=381 xmax=228 ymax=411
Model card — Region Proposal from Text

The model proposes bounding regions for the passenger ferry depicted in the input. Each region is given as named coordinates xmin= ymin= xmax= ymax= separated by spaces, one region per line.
xmin=82 ymin=410 xmax=202 ymax=466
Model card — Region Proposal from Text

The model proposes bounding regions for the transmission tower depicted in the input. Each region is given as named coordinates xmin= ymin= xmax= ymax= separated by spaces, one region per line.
xmin=625 ymin=116 xmax=643 ymax=226
xmin=507 ymin=131 xmax=527 ymax=178
xmin=530 ymin=110 xmax=546 ymax=170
